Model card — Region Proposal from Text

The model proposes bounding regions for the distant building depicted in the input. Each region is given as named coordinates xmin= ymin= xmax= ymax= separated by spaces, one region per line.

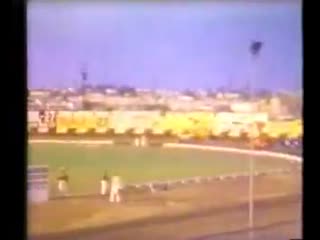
xmin=224 ymin=92 xmax=241 ymax=99
xmin=215 ymin=92 xmax=240 ymax=100
xmin=29 ymin=90 xmax=50 ymax=98
xmin=269 ymin=97 xmax=283 ymax=117
xmin=230 ymin=101 xmax=259 ymax=113
xmin=84 ymin=93 xmax=106 ymax=103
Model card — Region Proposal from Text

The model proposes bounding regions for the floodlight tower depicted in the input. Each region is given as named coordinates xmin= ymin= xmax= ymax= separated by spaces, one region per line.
xmin=80 ymin=63 xmax=88 ymax=109
xmin=248 ymin=40 xmax=263 ymax=236
xmin=80 ymin=63 xmax=88 ymax=91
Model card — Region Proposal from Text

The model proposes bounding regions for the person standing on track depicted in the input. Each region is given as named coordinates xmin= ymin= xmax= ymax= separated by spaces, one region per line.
xmin=101 ymin=171 xmax=110 ymax=196
xmin=57 ymin=167 xmax=69 ymax=196
xmin=109 ymin=175 xmax=123 ymax=203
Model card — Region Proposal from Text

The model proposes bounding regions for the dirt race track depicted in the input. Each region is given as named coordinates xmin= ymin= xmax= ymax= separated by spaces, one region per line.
xmin=189 ymin=220 xmax=301 ymax=240
xmin=191 ymin=220 xmax=301 ymax=240
xmin=29 ymin=171 xmax=302 ymax=240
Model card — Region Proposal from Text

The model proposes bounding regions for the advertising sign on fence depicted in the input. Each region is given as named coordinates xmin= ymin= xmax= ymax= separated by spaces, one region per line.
xmin=94 ymin=111 xmax=110 ymax=133
xmin=151 ymin=115 xmax=167 ymax=134
xmin=165 ymin=112 xmax=194 ymax=135
xmin=109 ymin=111 xmax=135 ymax=134
xmin=131 ymin=111 xmax=160 ymax=134
xmin=28 ymin=111 xmax=39 ymax=132
xmin=29 ymin=110 xmax=302 ymax=140
xmin=72 ymin=111 xmax=91 ymax=134
xmin=56 ymin=111 xmax=72 ymax=134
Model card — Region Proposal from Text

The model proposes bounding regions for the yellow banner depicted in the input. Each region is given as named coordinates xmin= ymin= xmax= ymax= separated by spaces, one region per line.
xmin=151 ymin=115 xmax=167 ymax=134
xmin=158 ymin=112 xmax=214 ymax=137
xmin=162 ymin=112 xmax=192 ymax=135
xmin=72 ymin=111 xmax=95 ymax=134
xmin=183 ymin=112 xmax=212 ymax=138
xmin=55 ymin=110 xmax=252 ymax=138
xmin=56 ymin=111 xmax=96 ymax=134
xmin=109 ymin=111 xmax=160 ymax=134
xmin=109 ymin=111 xmax=133 ymax=134
xmin=263 ymin=120 xmax=302 ymax=138
xmin=56 ymin=111 xmax=73 ymax=134
xmin=131 ymin=111 xmax=160 ymax=134
xmin=94 ymin=111 xmax=110 ymax=133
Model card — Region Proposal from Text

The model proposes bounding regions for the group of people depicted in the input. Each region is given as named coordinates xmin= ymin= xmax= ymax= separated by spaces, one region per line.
xmin=57 ymin=168 xmax=123 ymax=203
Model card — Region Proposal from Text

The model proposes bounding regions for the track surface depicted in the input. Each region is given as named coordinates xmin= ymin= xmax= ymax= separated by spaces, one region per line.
xmin=190 ymin=220 xmax=301 ymax=240
xmin=30 ymin=194 xmax=301 ymax=240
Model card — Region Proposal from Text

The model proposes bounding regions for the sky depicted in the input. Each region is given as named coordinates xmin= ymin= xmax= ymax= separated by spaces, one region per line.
xmin=27 ymin=1 xmax=302 ymax=91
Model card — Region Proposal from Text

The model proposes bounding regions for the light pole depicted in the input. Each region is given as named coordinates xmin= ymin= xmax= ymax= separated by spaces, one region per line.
xmin=248 ymin=41 xmax=263 ymax=236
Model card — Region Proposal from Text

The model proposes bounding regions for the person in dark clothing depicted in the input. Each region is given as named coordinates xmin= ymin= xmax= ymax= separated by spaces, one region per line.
xmin=101 ymin=171 xmax=110 ymax=196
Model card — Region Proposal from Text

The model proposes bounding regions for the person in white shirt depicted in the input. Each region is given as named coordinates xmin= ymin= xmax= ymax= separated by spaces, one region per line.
xmin=57 ymin=167 xmax=69 ymax=196
xmin=109 ymin=175 xmax=123 ymax=203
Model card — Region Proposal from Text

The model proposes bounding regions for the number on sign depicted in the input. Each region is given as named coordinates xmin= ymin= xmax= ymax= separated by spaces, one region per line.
xmin=97 ymin=117 xmax=108 ymax=127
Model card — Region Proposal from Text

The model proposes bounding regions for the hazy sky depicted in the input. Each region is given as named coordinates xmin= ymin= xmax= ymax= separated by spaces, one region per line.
xmin=27 ymin=1 xmax=302 ymax=91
